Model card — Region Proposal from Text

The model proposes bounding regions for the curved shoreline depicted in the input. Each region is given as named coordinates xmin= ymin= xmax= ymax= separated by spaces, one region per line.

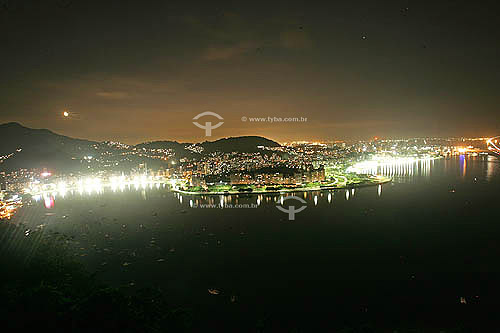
xmin=172 ymin=178 xmax=392 ymax=196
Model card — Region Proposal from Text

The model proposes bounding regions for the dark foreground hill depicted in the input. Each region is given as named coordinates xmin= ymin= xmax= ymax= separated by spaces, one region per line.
xmin=0 ymin=122 xmax=96 ymax=172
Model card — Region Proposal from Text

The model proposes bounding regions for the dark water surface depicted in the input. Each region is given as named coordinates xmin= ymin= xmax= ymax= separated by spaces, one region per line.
xmin=12 ymin=156 xmax=500 ymax=330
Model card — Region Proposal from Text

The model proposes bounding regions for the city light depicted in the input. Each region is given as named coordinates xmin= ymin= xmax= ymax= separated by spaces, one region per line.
xmin=346 ymin=155 xmax=438 ymax=175
xmin=2 ymin=136 xmax=495 ymax=222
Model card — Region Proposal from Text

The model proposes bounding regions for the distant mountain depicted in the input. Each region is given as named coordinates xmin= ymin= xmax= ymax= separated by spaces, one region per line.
xmin=0 ymin=122 xmax=96 ymax=172
xmin=201 ymin=136 xmax=280 ymax=153
xmin=0 ymin=122 xmax=282 ymax=172
xmin=136 ymin=136 xmax=281 ymax=155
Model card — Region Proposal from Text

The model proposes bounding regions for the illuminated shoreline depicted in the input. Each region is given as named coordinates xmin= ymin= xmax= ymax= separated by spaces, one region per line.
xmin=346 ymin=156 xmax=442 ymax=174
xmin=172 ymin=176 xmax=392 ymax=196
xmin=26 ymin=179 xmax=169 ymax=198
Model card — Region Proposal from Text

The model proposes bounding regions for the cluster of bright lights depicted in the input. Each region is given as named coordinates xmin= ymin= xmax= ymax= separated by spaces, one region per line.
xmin=110 ymin=175 xmax=127 ymax=190
xmin=487 ymin=137 xmax=500 ymax=152
xmin=347 ymin=155 xmax=437 ymax=174
xmin=110 ymin=175 xmax=126 ymax=184
xmin=24 ymin=173 xmax=169 ymax=199
xmin=0 ymin=195 xmax=23 ymax=220
xmin=79 ymin=177 xmax=103 ymax=194
xmin=57 ymin=181 xmax=67 ymax=197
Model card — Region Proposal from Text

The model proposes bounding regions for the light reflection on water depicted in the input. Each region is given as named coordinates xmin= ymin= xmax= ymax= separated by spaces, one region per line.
xmin=8 ymin=155 xmax=500 ymax=319
xmin=486 ymin=155 xmax=499 ymax=181
xmin=174 ymin=186 xmax=369 ymax=208
xmin=32 ymin=183 xmax=168 ymax=210
xmin=356 ymin=155 xmax=498 ymax=184
xmin=374 ymin=158 xmax=433 ymax=180
xmin=27 ymin=156 xmax=500 ymax=212
xmin=460 ymin=155 xmax=466 ymax=178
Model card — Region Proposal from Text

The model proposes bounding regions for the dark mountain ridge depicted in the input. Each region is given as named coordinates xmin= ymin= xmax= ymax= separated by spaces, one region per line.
xmin=0 ymin=122 xmax=96 ymax=171
xmin=136 ymin=136 xmax=281 ymax=153
xmin=0 ymin=123 xmax=281 ymax=171
xmin=201 ymin=136 xmax=280 ymax=153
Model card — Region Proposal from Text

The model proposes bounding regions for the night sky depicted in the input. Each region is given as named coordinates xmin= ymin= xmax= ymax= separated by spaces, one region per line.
xmin=1 ymin=0 xmax=499 ymax=144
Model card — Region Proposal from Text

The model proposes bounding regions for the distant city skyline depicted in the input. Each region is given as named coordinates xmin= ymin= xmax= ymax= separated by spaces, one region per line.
xmin=0 ymin=121 xmax=495 ymax=147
